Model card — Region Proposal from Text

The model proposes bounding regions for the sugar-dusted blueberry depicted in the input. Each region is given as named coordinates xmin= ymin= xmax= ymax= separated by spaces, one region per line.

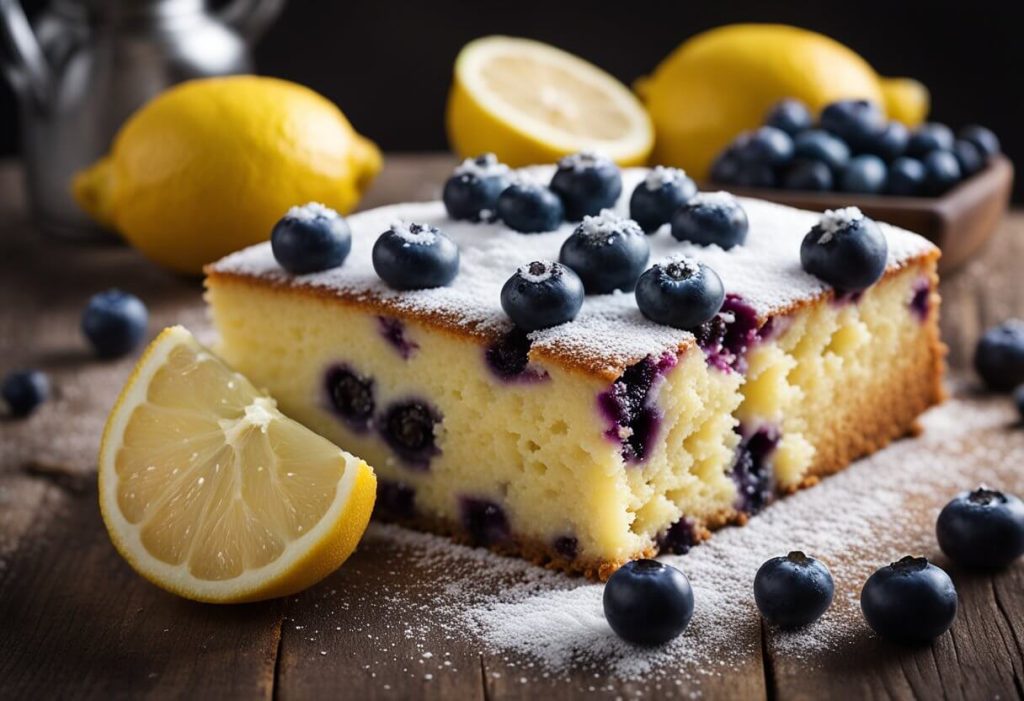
xmin=975 ymin=320 xmax=1024 ymax=391
xmin=922 ymin=150 xmax=962 ymax=195
xmin=736 ymin=126 xmax=795 ymax=167
xmin=372 ymin=222 xmax=460 ymax=290
xmin=460 ymin=497 xmax=511 ymax=546
xmin=754 ymin=551 xmax=834 ymax=628
xmin=860 ymin=556 xmax=958 ymax=644
xmin=500 ymin=261 xmax=584 ymax=331
xmin=271 ymin=202 xmax=352 ymax=274
xmin=442 ymin=153 xmax=511 ymax=222
xmin=819 ymin=99 xmax=885 ymax=150
xmin=937 ymin=487 xmax=1024 ymax=569
xmin=959 ymin=125 xmax=1001 ymax=160
xmin=81 ymin=289 xmax=149 ymax=358
xmin=793 ymin=129 xmax=851 ymax=173
xmin=865 ymin=121 xmax=909 ymax=162
xmin=549 ymin=151 xmax=622 ymax=220
xmin=559 ymin=210 xmax=650 ymax=294
xmin=671 ymin=192 xmax=748 ymax=250
xmin=496 ymin=182 xmax=564 ymax=233
xmin=629 ymin=166 xmax=697 ymax=233
xmin=952 ymin=139 xmax=985 ymax=177
xmin=907 ymin=123 xmax=955 ymax=158
xmin=764 ymin=99 xmax=812 ymax=136
xmin=886 ymin=157 xmax=927 ymax=196
xmin=839 ymin=154 xmax=887 ymax=194
xmin=603 ymin=559 xmax=694 ymax=646
xmin=324 ymin=365 xmax=375 ymax=429
xmin=782 ymin=160 xmax=833 ymax=191
xmin=1 ymin=369 xmax=50 ymax=418
xmin=801 ymin=207 xmax=888 ymax=292
xmin=379 ymin=400 xmax=441 ymax=468
xmin=635 ymin=256 xmax=725 ymax=330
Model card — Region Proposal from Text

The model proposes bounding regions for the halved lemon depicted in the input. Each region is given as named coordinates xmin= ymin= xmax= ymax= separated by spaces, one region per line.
xmin=98 ymin=326 xmax=376 ymax=603
xmin=446 ymin=36 xmax=654 ymax=166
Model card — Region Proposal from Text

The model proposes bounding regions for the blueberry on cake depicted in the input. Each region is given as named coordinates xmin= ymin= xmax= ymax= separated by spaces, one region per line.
xmin=205 ymin=156 xmax=944 ymax=579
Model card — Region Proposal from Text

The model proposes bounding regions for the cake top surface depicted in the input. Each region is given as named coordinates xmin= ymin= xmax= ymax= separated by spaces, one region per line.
xmin=209 ymin=167 xmax=937 ymax=378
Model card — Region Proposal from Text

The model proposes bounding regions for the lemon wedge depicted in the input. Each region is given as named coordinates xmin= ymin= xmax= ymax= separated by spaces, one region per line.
xmin=98 ymin=326 xmax=376 ymax=603
xmin=447 ymin=36 xmax=653 ymax=166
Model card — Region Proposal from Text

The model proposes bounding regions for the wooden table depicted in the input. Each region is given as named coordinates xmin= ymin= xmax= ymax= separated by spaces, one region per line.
xmin=1 ymin=156 xmax=1022 ymax=700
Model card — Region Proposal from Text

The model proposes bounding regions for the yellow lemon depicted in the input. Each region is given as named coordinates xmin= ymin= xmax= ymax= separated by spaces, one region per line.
xmin=74 ymin=76 xmax=381 ymax=275
xmin=98 ymin=326 xmax=377 ymax=603
xmin=880 ymin=77 xmax=930 ymax=126
xmin=447 ymin=36 xmax=653 ymax=167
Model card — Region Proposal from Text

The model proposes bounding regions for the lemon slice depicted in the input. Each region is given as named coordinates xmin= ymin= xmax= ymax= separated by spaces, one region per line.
xmin=447 ymin=36 xmax=654 ymax=166
xmin=98 ymin=326 xmax=376 ymax=603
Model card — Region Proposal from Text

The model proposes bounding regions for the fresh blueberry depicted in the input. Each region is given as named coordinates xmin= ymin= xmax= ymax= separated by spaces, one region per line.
xmin=635 ymin=256 xmax=725 ymax=330
xmin=496 ymin=182 xmax=564 ymax=233
xmin=959 ymin=125 xmax=1001 ymax=160
xmin=754 ymin=551 xmax=835 ymax=628
xmin=793 ymin=130 xmax=851 ymax=173
xmin=860 ymin=556 xmax=958 ymax=644
xmin=372 ymin=222 xmax=460 ymax=290
xmin=671 ymin=192 xmax=748 ymax=250
xmin=270 ymin=203 xmax=351 ymax=274
xmin=549 ymin=151 xmax=622 ymax=220
xmin=1016 ymin=385 xmax=1024 ymax=421
xmin=460 ymin=497 xmax=511 ymax=546
xmin=629 ymin=167 xmax=697 ymax=233
xmin=922 ymin=150 xmax=962 ymax=195
xmin=952 ymin=139 xmax=985 ymax=177
xmin=886 ymin=157 xmax=927 ymax=196
xmin=906 ymin=122 xmax=955 ymax=158
xmin=500 ymin=261 xmax=584 ymax=331
xmin=379 ymin=400 xmax=440 ymax=468
xmin=839 ymin=154 xmax=887 ymax=194
xmin=603 ymin=559 xmax=694 ymax=646
xmin=764 ymin=99 xmax=812 ymax=136
xmin=865 ymin=121 xmax=909 ymax=162
xmin=819 ymin=99 xmax=886 ymax=150
xmin=975 ymin=320 xmax=1024 ymax=391
xmin=709 ymin=150 xmax=742 ymax=185
xmin=559 ymin=211 xmax=650 ymax=294
xmin=736 ymin=126 xmax=795 ymax=167
xmin=801 ymin=207 xmax=888 ymax=292
xmin=732 ymin=164 xmax=777 ymax=189
xmin=1 ymin=369 xmax=50 ymax=418
xmin=324 ymin=365 xmax=375 ymax=429
xmin=782 ymin=160 xmax=833 ymax=191
xmin=442 ymin=153 xmax=511 ymax=222
xmin=81 ymin=289 xmax=148 ymax=358
xmin=937 ymin=487 xmax=1024 ymax=569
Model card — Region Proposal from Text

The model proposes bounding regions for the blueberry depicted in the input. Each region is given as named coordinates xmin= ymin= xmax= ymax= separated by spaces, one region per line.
xmin=603 ymin=559 xmax=694 ymax=645
xmin=819 ymin=99 xmax=886 ymax=150
xmin=937 ymin=487 xmax=1024 ymax=568
xmin=860 ymin=556 xmax=958 ymax=644
xmin=325 ymin=365 xmax=375 ymax=429
xmin=975 ymin=320 xmax=1024 ymax=391
xmin=549 ymin=151 xmax=622 ymax=220
xmin=81 ymin=289 xmax=148 ymax=358
xmin=736 ymin=126 xmax=795 ymax=167
xmin=372 ymin=222 xmax=460 ymax=290
xmin=671 ymin=192 xmax=748 ymax=250
xmin=629 ymin=167 xmax=697 ymax=233
xmin=754 ymin=551 xmax=835 ymax=628
xmin=270 ymin=203 xmax=351 ymax=274
xmin=922 ymin=150 xmax=962 ymax=195
xmin=496 ymin=182 xmax=564 ymax=233
xmin=782 ymin=160 xmax=833 ymax=191
xmin=560 ymin=211 xmax=650 ymax=294
xmin=952 ymin=139 xmax=985 ymax=177
xmin=1016 ymin=385 xmax=1024 ymax=421
xmin=839 ymin=154 xmax=887 ymax=194
xmin=500 ymin=261 xmax=584 ymax=331
xmin=709 ymin=150 xmax=742 ymax=185
xmin=886 ymin=157 xmax=927 ymax=196
xmin=764 ymin=99 xmax=812 ymax=136
xmin=959 ymin=125 xmax=1001 ymax=160
xmin=732 ymin=164 xmax=776 ymax=189
xmin=379 ymin=400 xmax=440 ymax=468
xmin=793 ymin=130 xmax=851 ymax=173
xmin=460 ymin=497 xmax=511 ymax=546
xmin=865 ymin=121 xmax=909 ymax=162
xmin=1 ymin=369 xmax=50 ymax=418
xmin=906 ymin=122 xmax=955 ymax=158
xmin=635 ymin=257 xmax=725 ymax=330
xmin=801 ymin=207 xmax=888 ymax=292
xmin=442 ymin=153 xmax=511 ymax=222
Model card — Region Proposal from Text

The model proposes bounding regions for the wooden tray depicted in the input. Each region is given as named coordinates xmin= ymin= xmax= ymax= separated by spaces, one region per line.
xmin=711 ymin=155 xmax=1014 ymax=272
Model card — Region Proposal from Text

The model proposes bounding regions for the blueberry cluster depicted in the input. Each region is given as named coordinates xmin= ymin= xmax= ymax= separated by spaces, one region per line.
xmin=712 ymin=98 xmax=1001 ymax=197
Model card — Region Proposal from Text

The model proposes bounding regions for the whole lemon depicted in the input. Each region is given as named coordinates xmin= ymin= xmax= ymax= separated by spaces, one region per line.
xmin=74 ymin=76 xmax=381 ymax=274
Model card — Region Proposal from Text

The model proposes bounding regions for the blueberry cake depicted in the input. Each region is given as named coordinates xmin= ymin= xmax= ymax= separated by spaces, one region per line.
xmin=205 ymin=159 xmax=944 ymax=579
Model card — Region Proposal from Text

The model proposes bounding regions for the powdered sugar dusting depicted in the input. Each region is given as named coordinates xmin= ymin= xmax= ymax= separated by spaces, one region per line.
xmin=557 ymin=150 xmax=609 ymax=172
xmin=454 ymin=153 xmax=510 ymax=180
xmin=644 ymin=165 xmax=687 ymax=191
xmin=690 ymin=191 xmax=740 ymax=210
xmin=389 ymin=221 xmax=438 ymax=245
xmin=577 ymin=210 xmax=643 ymax=241
xmin=817 ymin=206 xmax=865 ymax=244
xmin=518 ymin=261 xmax=556 ymax=284
xmin=285 ymin=202 xmax=339 ymax=222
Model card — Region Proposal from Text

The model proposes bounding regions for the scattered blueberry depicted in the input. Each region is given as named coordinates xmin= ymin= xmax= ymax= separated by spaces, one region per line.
xmin=922 ymin=150 xmax=962 ymax=195
xmin=975 ymin=320 xmax=1024 ymax=391
xmin=500 ymin=261 xmax=584 ymax=331
xmin=764 ymin=99 xmax=813 ymax=136
xmin=460 ymin=497 xmax=511 ymax=546
xmin=559 ymin=211 xmax=650 ymax=294
xmin=886 ymin=157 xmax=927 ymax=196
xmin=819 ymin=99 xmax=885 ymax=150
xmin=906 ymin=122 xmax=955 ymax=158
xmin=839 ymin=154 xmax=887 ymax=194
xmin=629 ymin=167 xmax=697 ymax=233
xmin=372 ymin=222 xmax=460 ymax=290
xmin=1 ymin=369 xmax=50 ymax=418
xmin=801 ymin=207 xmax=888 ymax=292
xmin=959 ymin=125 xmax=1001 ymax=160
xmin=379 ymin=400 xmax=440 ymax=468
xmin=670 ymin=192 xmax=748 ymax=250
xmin=496 ymin=182 xmax=564 ymax=233
xmin=866 ymin=121 xmax=909 ymax=162
xmin=603 ymin=559 xmax=694 ymax=646
xmin=635 ymin=256 xmax=725 ymax=330
xmin=736 ymin=126 xmax=794 ymax=167
xmin=549 ymin=151 xmax=622 ymax=220
xmin=860 ymin=556 xmax=958 ymax=644
xmin=782 ymin=160 xmax=833 ymax=191
xmin=754 ymin=551 xmax=835 ymax=628
xmin=442 ymin=153 xmax=511 ymax=222
xmin=952 ymin=139 xmax=985 ymax=177
xmin=81 ymin=289 xmax=148 ymax=358
xmin=324 ymin=365 xmax=375 ymax=429
xmin=793 ymin=130 xmax=851 ymax=173
xmin=270 ymin=203 xmax=351 ymax=274
xmin=937 ymin=487 xmax=1024 ymax=568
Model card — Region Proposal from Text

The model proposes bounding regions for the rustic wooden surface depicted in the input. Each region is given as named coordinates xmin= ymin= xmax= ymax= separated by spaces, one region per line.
xmin=1 ymin=155 xmax=1023 ymax=700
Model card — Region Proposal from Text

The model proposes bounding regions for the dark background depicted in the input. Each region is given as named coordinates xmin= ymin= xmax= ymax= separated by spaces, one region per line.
xmin=3 ymin=1 xmax=1024 ymax=198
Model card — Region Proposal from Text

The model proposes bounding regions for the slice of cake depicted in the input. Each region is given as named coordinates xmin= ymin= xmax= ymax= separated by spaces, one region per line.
xmin=205 ymin=164 xmax=944 ymax=579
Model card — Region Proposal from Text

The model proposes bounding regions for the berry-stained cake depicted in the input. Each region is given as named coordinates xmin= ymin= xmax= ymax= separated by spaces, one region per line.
xmin=205 ymin=160 xmax=944 ymax=579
